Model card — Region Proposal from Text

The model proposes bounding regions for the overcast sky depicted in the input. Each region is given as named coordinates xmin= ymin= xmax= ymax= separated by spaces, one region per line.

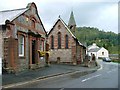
xmin=0 ymin=0 xmax=119 ymax=33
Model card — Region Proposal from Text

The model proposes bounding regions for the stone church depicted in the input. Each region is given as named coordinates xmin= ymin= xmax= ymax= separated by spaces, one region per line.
xmin=47 ymin=11 xmax=86 ymax=65
xmin=0 ymin=2 xmax=47 ymax=73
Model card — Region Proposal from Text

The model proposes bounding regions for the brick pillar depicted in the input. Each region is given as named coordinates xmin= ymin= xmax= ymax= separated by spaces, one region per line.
xmin=72 ymin=46 xmax=77 ymax=65
xmin=29 ymin=36 xmax=32 ymax=67
xmin=45 ymin=43 xmax=50 ymax=66
xmin=37 ymin=38 xmax=40 ymax=64
xmin=35 ymin=37 xmax=39 ymax=64
xmin=4 ymin=37 xmax=18 ymax=73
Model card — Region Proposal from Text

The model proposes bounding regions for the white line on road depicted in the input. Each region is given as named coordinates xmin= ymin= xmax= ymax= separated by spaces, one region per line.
xmin=97 ymin=64 xmax=103 ymax=71
xmin=81 ymin=74 xmax=101 ymax=82
xmin=3 ymin=71 xmax=80 ymax=88
xmin=107 ymin=69 xmax=117 ymax=74
xmin=60 ymin=87 xmax=64 ymax=90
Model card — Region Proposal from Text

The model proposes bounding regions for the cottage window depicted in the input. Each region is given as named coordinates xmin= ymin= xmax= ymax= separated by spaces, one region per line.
xmin=65 ymin=35 xmax=69 ymax=49
xmin=102 ymin=52 xmax=104 ymax=55
xmin=58 ymin=32 xmax=61 ymax=49
xmin=51 ymin=35 xmax=54 ymax=49
xmin=19 ymin=35 xmax=24 ymax=57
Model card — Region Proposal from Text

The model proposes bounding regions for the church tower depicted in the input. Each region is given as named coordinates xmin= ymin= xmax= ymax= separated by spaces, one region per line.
xmin=68 ymin=11 xmax=76 ymax=34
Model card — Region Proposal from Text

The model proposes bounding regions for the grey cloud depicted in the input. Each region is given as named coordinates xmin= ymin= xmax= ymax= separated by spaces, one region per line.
xmin=0 ymin=0 xmax=118 ymax=33
xmin=38 ymin=1 xmax=117 ymax=33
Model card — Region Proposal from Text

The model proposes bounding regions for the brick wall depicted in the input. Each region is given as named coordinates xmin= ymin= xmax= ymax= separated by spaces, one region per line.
xmin=48 ymin=20 xmax=74 ymax=49
xmin=48 ymin=20 xmax=76 ymax=63
xmin=3 ymin=37 xmax=18 ymax=72
xmin=0 ymin=29 xmax=2 ymax=58
xmin=0 ymin=26 xmax=6 ymax=59
xmin=49 ymin=49 xmax=72 ymax=63
xmin=2 ymin=3 xmax=46 ymax=72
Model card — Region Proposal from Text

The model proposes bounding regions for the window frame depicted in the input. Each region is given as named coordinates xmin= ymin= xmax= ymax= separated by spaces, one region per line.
xmin=58 ymin=32 xmax=61 ymax=49
xmin=19 ymin=35 xmax=25 ymax=57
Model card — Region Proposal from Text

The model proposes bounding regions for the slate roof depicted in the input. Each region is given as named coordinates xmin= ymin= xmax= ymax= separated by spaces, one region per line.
xmin=48 ymin=16 xmax=85 ymax=48
xmin=68 ymin=11 xmax=76 ymax=26
xmin=0 ymin=8 xmax=29 ymax=25
xmin=0 ymin=2 xmax=47 ymax=35
xmin=87 ymin=43 xmax=99 ymax=49
xmin=88 ymin=48 xmax=101 ymax=52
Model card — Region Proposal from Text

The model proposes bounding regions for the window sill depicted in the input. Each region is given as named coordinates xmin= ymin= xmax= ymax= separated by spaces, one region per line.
xmin=19 ymin=56 xmax=25 ymax=59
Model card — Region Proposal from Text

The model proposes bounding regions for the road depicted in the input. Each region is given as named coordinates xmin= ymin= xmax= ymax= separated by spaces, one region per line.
xmin=5 ymin=60 xmax=119 ymax=88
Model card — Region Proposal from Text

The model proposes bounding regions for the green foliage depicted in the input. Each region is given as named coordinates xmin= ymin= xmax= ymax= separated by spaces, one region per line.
xmin=75 ymin=27 xmax=118 ymax=54
xmin=112 ymin=59 xmax=120 ymax=63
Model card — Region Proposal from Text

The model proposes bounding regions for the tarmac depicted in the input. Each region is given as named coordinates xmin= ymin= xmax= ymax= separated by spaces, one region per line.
xmin=2 ymin=63 xmax=100 ymax=88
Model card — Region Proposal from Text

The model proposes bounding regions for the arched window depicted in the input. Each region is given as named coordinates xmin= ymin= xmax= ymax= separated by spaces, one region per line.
xmin=51 ymin=35 xmax=54 ymax=49
xmin=58 ymin=32 xmax=61 ymax=49
xmin=19 ymin=35 xmax=25 ymax=56
xmin=65 ymin=35 xmax=69 ymax=49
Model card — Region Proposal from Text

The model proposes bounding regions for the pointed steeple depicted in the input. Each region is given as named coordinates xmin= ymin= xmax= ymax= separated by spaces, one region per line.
xmin=68 ymin=11 xmax=76 ymax=26
xmin=68 ymin=11 xmax=76 ymax=34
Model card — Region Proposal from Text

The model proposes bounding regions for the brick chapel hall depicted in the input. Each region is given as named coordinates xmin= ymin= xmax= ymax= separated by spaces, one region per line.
xmin=47 ymin=11 xmax=86 ymax=65
xmin=0 ymin=2 xmax=47 ymax=73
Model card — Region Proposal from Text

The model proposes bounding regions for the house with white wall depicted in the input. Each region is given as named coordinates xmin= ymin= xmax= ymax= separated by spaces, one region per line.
xmin=87 ymin=43 xmax=109 ymax=59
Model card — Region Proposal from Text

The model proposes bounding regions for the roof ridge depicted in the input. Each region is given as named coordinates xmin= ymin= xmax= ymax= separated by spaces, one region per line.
xmin=0 ymin=7 xmax=29 ymax=25
xmin=48 ymin=16 xmax=85 ymax=48
xmin=0 ymin=8 xmax=28 ymax=12
xmin=59 ymin=17 xmax=76 ymax=38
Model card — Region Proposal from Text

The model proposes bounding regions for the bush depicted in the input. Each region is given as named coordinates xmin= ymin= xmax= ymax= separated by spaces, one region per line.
xmin=111 ymin=59 xmax=120 ymax=63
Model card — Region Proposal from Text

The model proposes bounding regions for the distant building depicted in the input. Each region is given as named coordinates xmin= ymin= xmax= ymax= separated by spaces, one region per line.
xmin=0 ymin=2 xmax=47 ymax=73
xmin=47 ymin=12 xmax=86 ymax=65
xmin=87 ymin=43 xmax=109 ymax=59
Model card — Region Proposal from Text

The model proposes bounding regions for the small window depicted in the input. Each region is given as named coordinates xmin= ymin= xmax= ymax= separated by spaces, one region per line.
xmin=102 ymin=52 xmax=104 ymax=55
xmin=58 ymin=25 xmax=61 ymax=29
xmin=19 ymin=35 xmax=24 ymax=56
xmin=70 ymin=26 xmax=73 ymax=29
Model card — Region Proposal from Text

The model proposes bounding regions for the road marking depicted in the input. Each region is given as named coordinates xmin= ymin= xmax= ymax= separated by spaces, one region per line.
xmin=3 ymin=71 xmax=80 ymax=88
xmin=107 ymin=69 xmax=117 ymax=74
xmin=60 ymin=87 xmax=64 ymax=90
xmin=81 ymin=74 xmax=101 ymax=82
xmin=97 ymin=64 xmax=103 ymax=71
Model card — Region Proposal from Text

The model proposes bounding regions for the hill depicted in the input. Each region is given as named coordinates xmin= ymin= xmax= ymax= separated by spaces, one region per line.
xmin=75 ymin=27 xmax=119 ymax=54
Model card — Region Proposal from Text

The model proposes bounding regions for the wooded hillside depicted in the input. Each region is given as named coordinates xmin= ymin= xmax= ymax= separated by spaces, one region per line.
xmin=75 ymin=27 xmax=119 ymax=54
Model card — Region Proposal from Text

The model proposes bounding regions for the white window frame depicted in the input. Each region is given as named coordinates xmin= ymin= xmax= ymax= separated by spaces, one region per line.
xmin=19 ymin=35 xmax=24 ymax=57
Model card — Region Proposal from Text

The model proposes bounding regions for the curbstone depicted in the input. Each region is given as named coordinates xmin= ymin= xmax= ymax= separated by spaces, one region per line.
xmin=3 ymin=65 xmax=101 ymax=88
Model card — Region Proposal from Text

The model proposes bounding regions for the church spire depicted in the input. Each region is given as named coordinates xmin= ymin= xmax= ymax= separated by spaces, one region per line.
xmin=68 ymin=11 xmax=76 ymax=34
xmin=68 ymin=11 xmax=76 ymax=26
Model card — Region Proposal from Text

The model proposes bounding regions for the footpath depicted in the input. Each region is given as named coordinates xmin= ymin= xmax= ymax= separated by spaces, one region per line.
xmin=2 ymin=64 xmax=100 ymax=88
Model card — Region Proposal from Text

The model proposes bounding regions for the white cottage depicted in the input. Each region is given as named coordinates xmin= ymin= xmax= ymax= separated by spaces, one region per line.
xmin=87 ymin=43 xmax=109 ymax=59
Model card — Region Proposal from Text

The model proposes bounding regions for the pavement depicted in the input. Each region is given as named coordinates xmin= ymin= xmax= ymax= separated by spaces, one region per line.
xmin=2 ymin=63 xmax=100 ymax=88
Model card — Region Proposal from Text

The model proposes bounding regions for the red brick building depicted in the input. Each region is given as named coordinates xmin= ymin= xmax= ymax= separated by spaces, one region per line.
xmin=0 ymin=2 xmax=47 ymax=73
xmin=47 ymin=12 xmax=86 ymax=65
